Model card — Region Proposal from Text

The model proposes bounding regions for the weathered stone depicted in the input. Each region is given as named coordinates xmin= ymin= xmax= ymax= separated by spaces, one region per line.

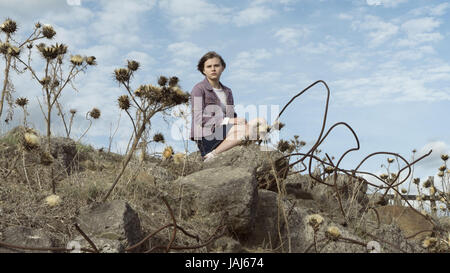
xmin=201 ymin=144 xmax=289 ymax=190
xmin=76 ymin=200 xmax=143 ymax=252
xmin=284 ymin=174 xmax=314 ymax=200
xmin=175 ymin=166 xmax=258 ymax=237
xmin=0 ymin=226 xmax=54 ymax=253
xmin=364 ymin=205 xmax=434 ymax=241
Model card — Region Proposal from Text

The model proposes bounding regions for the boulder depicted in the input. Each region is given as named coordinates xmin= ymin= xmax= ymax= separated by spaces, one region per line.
xmin=75 ymin=200 xmax=143 ymax=252
xmin=0 ymin=226 xmax=54 ymax=253
xmin=201 ymin=143 xmax=289 ymax=190
xmin=174 ymin=166 xmax=258 ymax=237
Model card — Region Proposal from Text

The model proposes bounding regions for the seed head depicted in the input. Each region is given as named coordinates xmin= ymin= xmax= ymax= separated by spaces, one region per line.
xmin=401 ymin=188 xmax=407 ymax=194
xmin=7 ymin=46 xmax=20 ymax=57
xmin=380 ymin=173 xmax=388 ymax=180
xmin=387 ymin=158 xmax=394 ymax=163
xmin=413 ymin=177 xmax=420 ymax=184
xmin=89 ymin=108 xmax=101 ymax=119
xmin=437 ymin=171 xmax=444 ymax=178
xmin=158 ymin=76 xmax=168 ymax=87
xmin=15 ymin=97 xmax=28 ymax=107
xmin=439 ymin=165 xmax=447 ymax=172
xmin=40 ymin=76 xmax=51 ymax=86
xmin=55 ymin=43 xmax=67 ymax=55
xmin=45 ymin=194 xmax=61 ymax=207
xmin=277 ymin=139 xmax=291 ymax=153
xmin=441 ymin=154 xmax=449 ymax=161
xmin=173 ymin=153 xmax=186 ymax=165
xmin=70 ymin=109 xmax=77 ymax=115
xmin=86 ymin=56 xmax=96 ymax=65
xmin=168 ymin=76 xmax=179 ymax=87
xmin=70 ymin=55 xmax=84 ymax=66
xmin=42 ymin=24 xmax=56 ymax=39
xmin=35 ymin=22 xmax=41 ymax=29
xmin=118 ymin=95 xmax=130 ymax=110
xmin=114 ymin=68 xmax=131 ymax=83
xmin=39 ymin=45 xmax=58 ymax=60
xmin=1 ymin=18 xmax=17 ymax=34
xmin=127 ymin=60 xmax=140 ymax=71
xmin=325 ymin=226 xmax=341 ymax=241
xmin=0 ymin=42 xmax=10 ymax=54
xmin=423 ymin=179 xmax=432 ymax=188
xmin=162 ymin=146 xmax=173 ymax=160
xmin=307 ymin=214 xmax=324 ymax=231
xmin=153 ymin=133 xmax=165 ymax=143
xmin=422 ymin=237 xmax=437 ymax=249
xmin=325 ymin=166 xmax=335 ymax=174
xmin=40 ymin=151 xmax=54 ymax=166
xmin=23 ymin=132 xmax=40 ymax=150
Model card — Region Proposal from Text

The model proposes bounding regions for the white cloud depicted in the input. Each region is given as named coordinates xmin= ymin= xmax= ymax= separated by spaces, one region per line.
xmin=397 ymin=17 xmax=443 ymax=47
xmin=366 ymin=0 xmax=408 ymax=8
xmin=233 ymin=6 xmax=276 ymax=27
xmin=416 ymin=141 xmax=450 ymax=170
xmin=158 ymin=0 xmax=229 ymax=35
xmin=353 ymin=15 xmax=399 ymax=47
xmin=274 ymin=27 xmax=310 ymax=47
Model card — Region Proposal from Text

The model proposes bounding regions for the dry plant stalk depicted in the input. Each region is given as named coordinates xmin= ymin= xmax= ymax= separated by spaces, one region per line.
xmin=102 ymin=62 xmax=189 ymax=202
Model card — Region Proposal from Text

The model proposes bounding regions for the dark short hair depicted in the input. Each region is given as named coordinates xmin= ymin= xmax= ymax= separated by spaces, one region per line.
xmin=197 ymin=51 xmax=226 ymax=75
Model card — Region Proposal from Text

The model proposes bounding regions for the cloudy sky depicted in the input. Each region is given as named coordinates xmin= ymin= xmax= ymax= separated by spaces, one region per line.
xmin=1 ymin=0 xmax=449 ymax=187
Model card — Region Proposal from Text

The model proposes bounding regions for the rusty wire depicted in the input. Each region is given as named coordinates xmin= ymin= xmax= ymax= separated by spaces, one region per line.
xmin=269 ymin=80 xmax=434 ymax=226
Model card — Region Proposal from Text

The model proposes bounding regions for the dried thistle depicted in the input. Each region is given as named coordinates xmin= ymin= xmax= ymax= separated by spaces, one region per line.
xmin=387 ymin=158 xmax=394 ymax=163
xmin=42 ymin=24 xmax=56 ymax=39
xmin=439 ymin=165 xmax=447 ymax=172
xmin=413 ymin=177 xmax=420 ymax=184
xmin=40 ymin=151 xmax=54 ymax=166
xmin=380 ymin=173 xmax=389 ymax=180
xmin=401 ymin=188 xmax=407 ymax=194
xmin=437 ymin=171 xmax=444 ymax=178
xmin=39 ymin=45 xmax=58 ymax=60
xmin=173 ymin=153 xmax=186 ymax=165
xmin=70 ymin=55 xmax=84 ymax=66
xmin=23 ymin=132 xmax=40 ymax=150
xmin=114 ymin=68 xmax=131 ymax=83
xmin=35 ymin=22 xmax=41 ymax=29
xmin=1 ymin=18 xmax=17 ymax=34
xmin=15 ymin=97 xmax=28 ymax=107
xmin=324 ymin=166 xmax=335 ymax=174
xmin=118 ymin=95 xmax=131 ymax=110
xmin=45 ymin=194 xmax=61 ymax=207
xmin=277 ymin=139 xmax=292 ymax=153
xmin=40 ymin=76 xmax=51 ymax=86
xmin=272 ymin=120 xmax=285 ymax=131
xmin=86 ymin=56 xmax=96 ymax=65
xmin=70 ymin=109 xmax=77 ymax=115
xmin=55 ymin=43 xmax=68 ymax=55
xmin=153 ymin=133 xmax=165 ymax=143
xmin=441 ymin=154 xmax=449 ymax=161
xmin=127 ymin=60 xmax=140 ymax=71
xmin=325 ymin=226 xmax=341 ymax=241
xmin=168 ymin=76 xmax=179 ymax=87
xmin=158 ymin=76 xmax=168 ymax=87
xmin=89 ymin=108 xmax=101 ymax=119
xmin=423 ymin=179 xmax=432 ymax=188
xmin=7 ymin=46 xmax=20 ymax=57
xmin=162 ymin=146 xmax=173 ymax=160
xmin=307 ymin=214 xmax=324 ymax=231
xmin=0 ymin=42 xmax=10 ymax=54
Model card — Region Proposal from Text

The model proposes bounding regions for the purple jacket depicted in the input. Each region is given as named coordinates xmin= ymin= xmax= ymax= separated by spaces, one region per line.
xmin=190 ymin=77 xmax=237 ymax=141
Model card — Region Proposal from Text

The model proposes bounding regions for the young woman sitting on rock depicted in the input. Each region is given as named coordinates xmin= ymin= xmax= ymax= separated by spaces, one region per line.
xmin=190 ymin=51 xmax=268 ymax=162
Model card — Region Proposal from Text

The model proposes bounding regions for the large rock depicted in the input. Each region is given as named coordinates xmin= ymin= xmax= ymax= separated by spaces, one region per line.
xmin=364 ymin=205 xmax=434 ymax=241
xmin=0 ymin=226 xmax=54 ymax=253
xmin=174 ymin=166 xmax=258 ymax=237
xmin=75 ymin=200 xmax=143 ymax=252
xmin=41 ymin=136 xmax=77 ymax=173
xmin=202 ymin=144 xmax=289 ymax=190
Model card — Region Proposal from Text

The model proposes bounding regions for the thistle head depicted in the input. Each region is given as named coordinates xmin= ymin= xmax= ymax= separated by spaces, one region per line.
xmin=55 ymin=43 xmax=68 ymax=55
xmin=1 ymin=18 xmax=17 ymax=34
xmin=0 ymin=42 xmax=10 ymax=54
xmin=380 ymin=173 xmax=389 ymax=180
xmin=70 ymin=109 xmax=77 ymax=115
xmin=307 ymin=214 xmax=324 ymax=231
xmin=325 ymin=226 xmax=341 ymax=241
xmin=118 ymin=95 xmax=130 ymax=110
xmin=45 ymin=194 xmax=61 ymax=207
xmin=39 ymin=45 xmax=58 ymax=60
xmin=114 ymin=68 xmax=131 ymax=83
xmin=15 ymin=97 xmax=29 ymax=107
xmin=42 ymin=24 xmax=56 ymax=39
xmin=441 ymin=154 xmax=449 ymax=161
xmin=127 ymin=60 xmax=140 ymax=71
xmin=7 ymin=46 xmax=20 ymax=57
xmin=387 ymin=158 xmax=394 ymax=163
xmin=162 ymin=146 xmax=173 ymax=160
xmin=86 ymin=56 xmax=96 ymax=65
xmin=153 ymin=133 xmax=165 ymax=143
xmin=70 ymin=55 xmax=84 ymax=66
xmin=168 ymin=76 xmax=179 ymax=87
xmin=158 ymin=76 xmax=168 ymax=87
xmin=89 ymin=108 xmax=101 ymax=119
xmin=23 ymin=132 xmax=40 ymax=150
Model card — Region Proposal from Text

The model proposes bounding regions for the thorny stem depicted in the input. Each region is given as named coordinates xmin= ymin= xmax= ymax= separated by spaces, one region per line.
xmin=0 ymin=34 xmax=12 ymax=120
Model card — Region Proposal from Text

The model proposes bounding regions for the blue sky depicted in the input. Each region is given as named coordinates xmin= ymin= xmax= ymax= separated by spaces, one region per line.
xmin=1 ymin=0 xmax=449 ymax=187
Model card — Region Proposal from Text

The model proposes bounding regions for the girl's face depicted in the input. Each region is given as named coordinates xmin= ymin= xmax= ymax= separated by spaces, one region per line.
xmin=203 ymin=57 xmax=224 ymax=82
